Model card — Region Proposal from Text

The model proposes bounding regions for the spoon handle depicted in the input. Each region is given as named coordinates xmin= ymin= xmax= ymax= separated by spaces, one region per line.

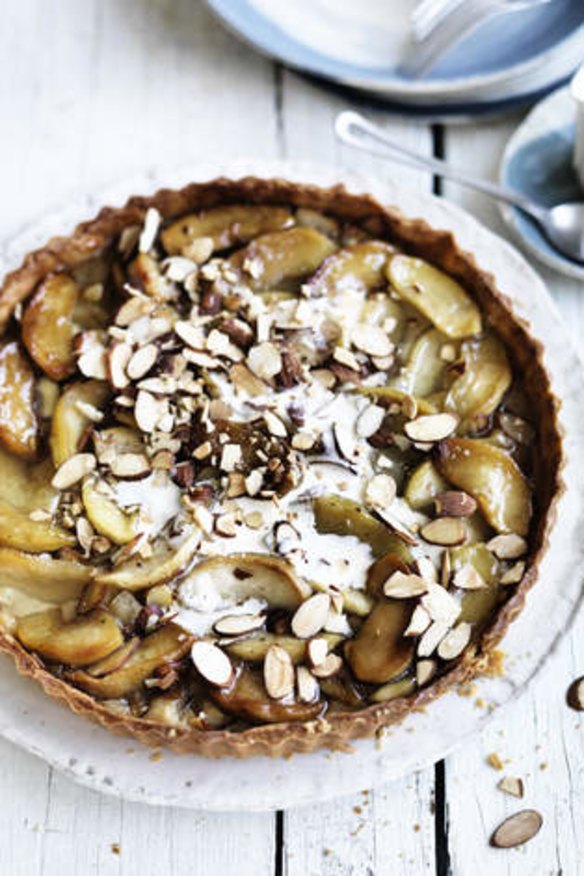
xmin=335 ymin=112 xmax=546 ymax=223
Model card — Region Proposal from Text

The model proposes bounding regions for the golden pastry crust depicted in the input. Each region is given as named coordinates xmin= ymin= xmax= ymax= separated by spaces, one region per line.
xmin=0 ymin=177 xmax=563 ymax=758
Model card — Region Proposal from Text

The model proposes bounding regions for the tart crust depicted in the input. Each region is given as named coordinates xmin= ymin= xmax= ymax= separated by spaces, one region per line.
xmin=0 ymin=177 xmax=564 ymax=758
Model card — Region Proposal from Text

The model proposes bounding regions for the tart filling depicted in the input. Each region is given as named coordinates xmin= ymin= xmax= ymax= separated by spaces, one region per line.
xmin=0 ymin=184 xmax=558 ymax=752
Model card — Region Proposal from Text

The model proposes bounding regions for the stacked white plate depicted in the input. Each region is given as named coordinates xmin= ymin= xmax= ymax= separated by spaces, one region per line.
xmin=205 ymin=0 xmax=584 ymax=117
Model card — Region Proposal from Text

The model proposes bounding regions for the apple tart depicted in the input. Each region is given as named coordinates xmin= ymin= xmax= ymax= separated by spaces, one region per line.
xmin=0 ymin=178 xmax=562 ymax=757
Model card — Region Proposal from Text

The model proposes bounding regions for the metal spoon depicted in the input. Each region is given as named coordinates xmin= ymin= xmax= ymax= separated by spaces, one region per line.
xmin=335 ymin=111 xmax=584 ymax=263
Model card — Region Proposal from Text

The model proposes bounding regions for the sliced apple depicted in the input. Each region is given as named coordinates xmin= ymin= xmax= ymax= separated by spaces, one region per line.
xmin=81 ymin=479 xmax=138 ymax=545
xmin=313 ymin=495 xmax=412 ymax=560
xmin=49 ymin=380 xmax=109 ymax=467
xmin=450 ymin=543 xmax=501 ymax=626
xmin=0 ymin=340 xmax=39 ymax=459
xmin=228 ymin=227 xmax=337 ymax=291
xmin=225 ymin=631 xmax=343 ymax=664
xmin=370 ymin=675 xmax=416 ymax=703
xmin=305 ymin=240 xmax=395 ymax=297
xmin=344 ymin=599 xmax=414 ymax=684
xmin=16 ymin=607 xmax=122 ymax=666
xmin=436 ymin=438 xmax=531 ymax=535
xmin=0 ymin=447 xmax=57 ymax=513
xmin=0 ymin=547 xmax=92 ymax=603
xmin=161 ymin=205 xmax=293 ymax=255
xmin=0 ymin=498 xmax=74 ymax=552
xmin=68 ymin=623 xmax=192 ymax=697
xmin=210 ymin=668 xmax=323 ymax=724
xmin=404 ymin=460 xmax=449 ymax=512
xmin=444 ymin=334 xmax=512 ymax=430
xmin=392 ymin=328 xmax=451 ymax=398
xmin=387 ymin=254 xmax=482 ymax=339
xmin=22 ymin=273 xmax=80 ymax=380
xmin=84 ymin=637 xmax=140 ymax=677
xmin=95 ymin=529 xmax=201 ymax=590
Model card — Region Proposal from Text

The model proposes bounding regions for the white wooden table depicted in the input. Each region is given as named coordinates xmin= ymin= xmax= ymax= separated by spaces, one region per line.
xmin=0 ymin=2 xmax=583 ymax=874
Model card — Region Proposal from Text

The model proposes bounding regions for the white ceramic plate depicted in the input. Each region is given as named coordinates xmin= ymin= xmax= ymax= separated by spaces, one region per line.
xmin=1 ymin=161 xmax=582 ymax=812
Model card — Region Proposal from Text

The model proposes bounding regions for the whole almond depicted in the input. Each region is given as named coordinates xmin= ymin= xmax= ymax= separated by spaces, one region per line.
xmin=264 ymin=645 xmax=295 ymax=699
xmin=434 ymin=490 xmax=477 ymax=518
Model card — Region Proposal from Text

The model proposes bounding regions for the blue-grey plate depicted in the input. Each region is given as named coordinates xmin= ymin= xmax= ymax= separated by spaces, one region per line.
xmin=500 ymin=86 xmax=584 ymax=280
xmin=205 ymin=0 xmax=584 ymax=108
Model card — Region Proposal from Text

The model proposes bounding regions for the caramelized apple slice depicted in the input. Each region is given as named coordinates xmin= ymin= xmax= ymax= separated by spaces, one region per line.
xmin=344 ymin=599 xmax=414 ymax=684
xmin=180 ymin=554 xmax=311 ymax=611
xmin=84 ymin=637 xmax=140 ymax=676
xmin=22 ymin=273 xmax=80 ymax=380
xmin=392 ymin=328 xmax=451 ymax=398
xmin=0 ymin=547 xmax=92 ymax=603
xmin=68 ymin=623 xmax=192 ymax=697
xmin=370 ymin=674 xmax=416 ymax=703
xmin=387 ymin=255 xmax=482 ymax=339
xmin=0 ymin=498 xmax=74 ymax=552
xmin=210 ymin=668 xmax=323 ymax=724
xmin=404 ymin=460 xmax=449 ymax=512
xmin=0 ymin=341 xmax=39 ymax=459
xmin=161 ymin=205 xmax=293 ymax=255
xmin=95 ymin=529 xmax=201 ymax=590
xmin=81 ymin=479 xmax=138 ymax=545
xmin=229 ymin=227 xmax=337 ymax=291
xmin=313 ymin=495 xmax=412 ymax=560
xmin=50 ymin=380 xmax=110 ymax=467
xmin=437 ymin=438 xmax=531 ymax=535
xmin=225 ymin=632 xmax=343 ymax=664
xmin=0 ymin=448 xmax=57 ymax=513
xmin=357 ymin=385 xmax=438 ymax=415
xmin=450 ymin=543 xmax=501 ymax=626
xmin=444 ymin=334 xmax=511 ymax=431
xmin=16 ymin=608 xmax=122 ymax=666
xmin=305 ymin=240 xmax=395 ymax=296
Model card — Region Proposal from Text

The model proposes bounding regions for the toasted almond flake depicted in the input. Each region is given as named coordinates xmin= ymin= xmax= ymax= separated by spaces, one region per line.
xmin=440 ymin=343 xmax=457 ymax=362
xmin=213 ymin=614 xmax=265 ymax=636
xmin=291 ymin=432 xmax=316 ymax=451
xmin=356 ymin=403 xmax=385 ymax=438
xmin=383 ymin=571 xmax=428 ymax=599
xmin=404 ymin=413 xmax=458 ymax=442
xmin=52 ymin=453 xmax=96 ymax=490
xmin=190 ymin=505 xmax=214 ymax=535
xmin=183 ymin=236 xmax=214 ymax=264
xmin=421 ymin=583 xmax=460 ymax=626
xmin=75 ymin=517 xmax=94 ymax=555
xmin=215 ymin=513 xmax=238 ymax=538
xmin=401 ymin=394 xmax=417 ymax=420
xmin=135 ymin=390 xmax=166 ymax=434
xmin=115 ymin=296 xmax=155 ymax=327
xmin=311 ymin=653 xmax=343 ymax=678
xmin=333 ymin=422 xmax=359 ymax=463
xmin=487 ymin=533 xmax=527 ymax=559
xmin=499 ymin=412 xmax=535 ymax=445
xmin=404 ymin=604 xmax=432 ymax=637
xmin=500 ymin=560 xmax=525 ymax=585
xmin=75 ymin=400 xmax=104 ymax=423
xmin=416 ymin=659 xmax=437 ymax=686
xmin=296 ymin=666 xmax=320 ymax=703
xmin=434 ymin=490 xmax=477 ymax=518
xmin=365 ymin=473 xmax=397 ymax=509
xmin=567 ymin=676 xmax=584 ymax=711
xmin=175 ymin=320 xmax=206 ymax=350
xmin=263 ymin=410 xmax=287 ymax=437
xmin=420 ymin=517 xmax=466 ymax=546
xmin=417 ymin=620 xmax=450 ymax=658
xmin=333 ymin=346 xmax=360 ymax=371
xmin=490 ymin=810 xmax=542 ymax=849
xmin=416 ymin=556 xmax=438 ymax=586
xmin=127 ymin=344 xmax=158 ymax=380
xmin=498 ymin=776 xmax=525 ymax=799
xmin=291 ymin=593 xmax=331 ymax=639
xmin=137 ymin=376 xmax=177 ymax=396
xmin=226 ymin=472 xmax=246 ymax=498
xmin=311 ymin=368 xmax=336 ymax=389
xmin=453 ymin=563 xmax=487 ymax=590
xmin=436 ymin=621 xmax=472 ymax=660
xmin=107 ymin=342 xmax=133 ymax=390
xmin=220 ymin=443 xmax=242 ymax=473
xmin=307 ymin=637 xmax=329 ymax=667
xmin=245 ymin=469 xmax=264 ymax=497
xmin=191 ymin=641 xmax=233 ymax=687
xmin=78 ymin=342 xmax=108 ymax=380
xmin=247 ymin=342 xmax=282 ymax=380
xmin=351 ymin=324 xmax=393 ymax=358
xmin=256 ymin=313 xmax=272 ymax=344
xmin=441 ymin=550 xmax=452 ymax=588
xmin=206 ymin=328 xmax=244 ymax=362
xmin=229 ymin=363 xmax=267 ymax=396
xmin=163 ymin=256 xmax=197 ymax=282
xmin=371 ymin=354 xmax=395 ymax=371
xmin=264 ymin=644 xmax=295 ymax=699
xmin=192 ymin=441 xmax=213 ymax=461
xmin=138 ymin=207 xmax=161 ymax=253
xmin=244 ymin=510 xmax=264 ymax=529
xmin=110 ymin=453 xmax=151 ymax=480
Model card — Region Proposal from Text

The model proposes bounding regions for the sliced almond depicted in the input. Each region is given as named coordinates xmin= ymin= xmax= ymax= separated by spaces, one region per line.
xmin=191 ymin=641 xmax=233 ymax=688
xmin=436 ymin=621 xmax=472 ymax=660
xmin=134 ymin=390 xmax=166 ymax=434
xmin=263 ymin=411 xmax=287 ymax=438
xmin=417 ymin=620 xmax=450 ymax=658
xmin=404 ymin=604 xmax=432 ymax=637
xmin=215 ymin=513 xmax=238 ymax=538
xmin=333 ymin=346 xmax=360 ymax=372
xmin=311 ymin=653 xmax=343 ymax=678
xmin=291 ymin=593 xmax=331 ymax=639
xmin=420 ymin=517 xmax=466 ymax=547
xmin=351 ymin=324 xmax=393 ymax=358
xmin=567 ymin=676 xmax=584 ymax=711
xmin=416 ymin=556 xmax=438 ymax=586
xmin=490 ymin=810 xmax=542 ymax=849
xmin=434 ymin=490 xmax=477 ymax=518
xmin=307 ymin=637 xmax=328 ymax=667
xmin=138 ymin=207 xmax=161 ymax=253
xmin=365 ymin=473 xmax=397 ymax=510
xmin=126 ymin=344 xmax=158 ymax=380
xmin=247 ymin=342 xmax=282 ymax=380
xmin=416 ymin=658 xmax=437 ymax=686
xmin=404 ymin=413 xmax=458 ymax=443
xmin=110 ymin=453 xmax=151 ymax=479
xmin=52 ymin=453 xmax=96 ymax=490
xmin=264 ymin=644 xmax=295 ymax=699
xmin=333 ymin=422 xmax=359 ymax=463
xmin=356 ymin=404 xmax=385 ymax=438
xmin=421 ymin=583 xmax=460 ymax=626
xmin=213 ymin=614 xmax=265 ymax=637
xmin=175 ymin=320 xmax=206 ymax=350
xmin=220 ymin=443 xmax=242 ymax=473
xmin=452 ymin=563 xmax=487 ymax=590
xmin=497 ymin=776 xmax=525 ymax=799
xmin=487 ymin=533 xmax=527 ymax=559
xmin=107 ymin=342 xmax=133 ymax=390
xmin=296 ymin=666 xmax=320 ymax=703
xmin=500 ymin=560 xmax=525 ymax=585
xmin=383 ymin=571 xmax=428 ymax=599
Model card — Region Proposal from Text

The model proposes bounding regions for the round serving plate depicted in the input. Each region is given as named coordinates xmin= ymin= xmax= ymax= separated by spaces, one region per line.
xmin=205 ymin=0 xmax=584 ymax=106
xmin=0 ymin=160 xmax=583 ymax=812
